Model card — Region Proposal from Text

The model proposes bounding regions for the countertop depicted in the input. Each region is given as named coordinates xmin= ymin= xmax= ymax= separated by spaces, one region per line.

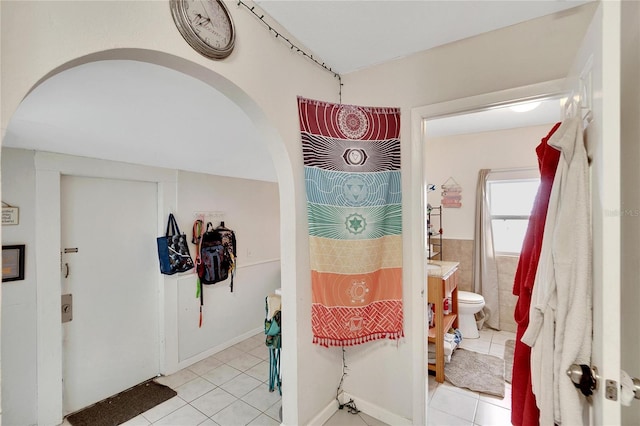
xmin=426 ymin=260 xmax=459 ymax=279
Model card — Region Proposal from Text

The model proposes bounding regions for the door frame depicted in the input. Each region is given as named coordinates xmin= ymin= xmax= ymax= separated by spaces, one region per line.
xmin=409 ymin=78 xmax=568 ymax=425
xmin=34 ymin=152 xmax=177 ymax=424
xmin=60 ymin=174 xmax=162 ymax=415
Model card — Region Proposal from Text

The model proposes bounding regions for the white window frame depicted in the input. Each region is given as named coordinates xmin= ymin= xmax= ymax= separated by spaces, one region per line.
xmin=487 ymin=168 xmax=540 ymax=256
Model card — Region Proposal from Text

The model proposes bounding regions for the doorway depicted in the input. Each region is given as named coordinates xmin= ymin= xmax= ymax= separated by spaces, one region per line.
xmin=422 ymin=97 xmax=563 ymax=424
xmin=60 ymin=175 xmax=160 ymax=415
xmin=14 ymin=53 xmax=288 ymax=426
xmin=408 ymin=78 xmax=569 ymax=425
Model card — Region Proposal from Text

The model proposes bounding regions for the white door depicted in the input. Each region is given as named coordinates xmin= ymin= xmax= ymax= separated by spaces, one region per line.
xmin=620 ymin=1 xmax=640 ymax=424
xmin=61 ymin=175 xmax=160 ymax=415
xmin=566 ymin=1 xmax=622 ymax=424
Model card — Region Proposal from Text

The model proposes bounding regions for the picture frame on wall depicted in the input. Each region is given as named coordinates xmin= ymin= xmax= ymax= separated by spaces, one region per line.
xmin=2 ymin=244 xmax=25 ymax=282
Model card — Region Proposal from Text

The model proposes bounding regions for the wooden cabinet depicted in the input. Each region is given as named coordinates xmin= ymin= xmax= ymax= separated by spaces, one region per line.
xmin=427 ymin=262 xmax=459 ymax=383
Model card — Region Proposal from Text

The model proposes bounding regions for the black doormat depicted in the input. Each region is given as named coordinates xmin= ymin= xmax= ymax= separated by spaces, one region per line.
xmin=66 ymin=379 xmax=177 ymax=426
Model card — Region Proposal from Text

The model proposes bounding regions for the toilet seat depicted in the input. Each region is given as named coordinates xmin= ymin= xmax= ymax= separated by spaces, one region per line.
xmin=458 ymin=291 xmax=484 ymax=305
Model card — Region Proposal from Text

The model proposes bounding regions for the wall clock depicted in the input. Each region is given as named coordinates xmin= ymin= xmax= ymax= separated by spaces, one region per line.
xmin=170 ymin=0 xmax=235 ymax=60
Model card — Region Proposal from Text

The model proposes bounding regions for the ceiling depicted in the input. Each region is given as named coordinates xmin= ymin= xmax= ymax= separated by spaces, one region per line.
xmin=4 ymin=60 xmax=277 ymax=182
xmin=426 ymin=98 xmax=562 ymax=139
xmin=255 ymin=0 xmax=590 ymax=75
xmin=3 ymin=1 xmax=586 ymax=181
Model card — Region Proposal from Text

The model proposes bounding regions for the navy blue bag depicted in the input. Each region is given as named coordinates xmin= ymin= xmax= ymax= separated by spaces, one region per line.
xmin=157 ymin=213 xmax=194 ymax=275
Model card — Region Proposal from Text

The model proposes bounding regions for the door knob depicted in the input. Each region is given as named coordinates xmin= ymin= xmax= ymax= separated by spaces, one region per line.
xmin=567 ymin=364 xmax=598 ymax=397
xmin=633 ymin=377 xmax=640 ymax=400
xmin=623 ymin=371 xmax=640 ymax=401
xmin=568 ymin=364 xmax=640 ymax=402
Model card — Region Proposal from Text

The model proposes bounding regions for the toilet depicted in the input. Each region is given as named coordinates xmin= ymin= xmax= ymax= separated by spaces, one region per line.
xmin=457 ymin=291 xmax=485 ymax=339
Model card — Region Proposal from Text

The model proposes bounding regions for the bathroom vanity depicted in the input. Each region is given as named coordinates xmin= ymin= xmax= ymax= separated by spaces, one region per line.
xmin=427 ymin=260 xmax=459 ymax=383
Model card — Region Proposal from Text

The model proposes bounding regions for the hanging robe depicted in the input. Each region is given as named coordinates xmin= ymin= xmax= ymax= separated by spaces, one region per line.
xmin=511 ymin=122 xmax=561 ymax=426
xmin=521 ymin=116 xmax=592 ymax=425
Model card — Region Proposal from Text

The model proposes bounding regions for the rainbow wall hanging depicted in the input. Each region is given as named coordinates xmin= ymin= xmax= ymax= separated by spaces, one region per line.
xmin=298 ymin=97 xmax=403 ymax=347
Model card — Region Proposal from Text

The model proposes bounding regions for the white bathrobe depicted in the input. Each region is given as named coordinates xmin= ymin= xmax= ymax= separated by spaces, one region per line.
xmin=521 ymin=117 xmax=592 ymax=426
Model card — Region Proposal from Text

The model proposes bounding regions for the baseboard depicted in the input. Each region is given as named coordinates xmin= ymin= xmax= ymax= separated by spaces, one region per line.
xmin=341 ymin=392 xmax=412 ymax=426
xmin=306 ymin=397 xmax=339 ymax=426
xmin=284 ymin=391 xmax=413 ymax=426
xmin=175 ymin=326 xmax=263 ymax=371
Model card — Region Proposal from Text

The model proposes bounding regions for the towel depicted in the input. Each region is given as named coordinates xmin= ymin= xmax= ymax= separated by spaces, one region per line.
xmin=511 ymin=122 xmax=561 ymax=426
xmin=427 ymin=339 xmax=458 ymax=357
xmin=429 ymin=354 xmax=452 ymax=364
xmin=266 ymin=294 xmax=281 ymax=321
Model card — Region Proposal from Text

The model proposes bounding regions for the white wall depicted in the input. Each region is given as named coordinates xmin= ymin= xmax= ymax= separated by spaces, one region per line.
xmin=425 ymin=124 xmax=556 ymax=240
xmin=338 ymin=4 xmax=596 ymax=423
xmin=0 ymin=149 xmax=280 ymax=426
xmin=1 ymin=2 xmax=338 ymax=425
xmin=1 ymin=149 xmax=38 ymax=426
xmin=175 ymin=171 xmax=280 ymax=363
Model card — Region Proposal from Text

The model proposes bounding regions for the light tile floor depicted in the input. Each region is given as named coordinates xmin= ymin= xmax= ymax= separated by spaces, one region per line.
xmin=324 ymin=327 xmax=517 ymax=426
xmin=424 ymin=327 xmax=516 ymax=426
xmin=61 ymin=327 xmax=514 ymax=426
xmin=62 ymin=332 xmax=280 ymax=426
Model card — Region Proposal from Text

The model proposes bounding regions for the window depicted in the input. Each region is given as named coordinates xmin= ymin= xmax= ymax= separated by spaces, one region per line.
xmin=488 ymin=178 xmax=540 ymax=254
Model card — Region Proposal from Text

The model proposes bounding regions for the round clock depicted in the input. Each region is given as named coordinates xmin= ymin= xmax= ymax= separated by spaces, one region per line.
xmin=170 ymin=0 xmax=235 ymax=60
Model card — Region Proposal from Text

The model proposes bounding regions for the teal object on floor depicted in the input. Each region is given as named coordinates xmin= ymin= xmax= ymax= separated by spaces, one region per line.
xmin=265 ymin=296 xmax=281 ymax=395
xmin=269 ymin=346 xmax=281 ymax=395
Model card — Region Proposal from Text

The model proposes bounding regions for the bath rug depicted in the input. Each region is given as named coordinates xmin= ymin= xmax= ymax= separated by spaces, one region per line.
xmin=298 ymin=97 xmax=403 ymax=347
xmin=65 ymin=379 xmax=177 ymax=426
xmin=445 ymin=348 xmax=505 ymax=397
xmin=504 ymin=339 xmax=515 ymax=384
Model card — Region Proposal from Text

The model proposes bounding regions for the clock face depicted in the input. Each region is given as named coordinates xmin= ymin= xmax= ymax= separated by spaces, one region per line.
xmin=171 ymin=0 xmax=235 ymax=60
xmin=185 ymin=0 xmax=232 ymax=50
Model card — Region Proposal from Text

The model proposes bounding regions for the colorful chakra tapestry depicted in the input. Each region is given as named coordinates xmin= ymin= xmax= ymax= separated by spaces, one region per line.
xmin=298 ymin=97 xmax=403 ymax=347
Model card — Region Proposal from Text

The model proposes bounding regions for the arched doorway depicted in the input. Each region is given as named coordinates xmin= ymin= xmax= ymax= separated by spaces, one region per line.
xmin=2 ymin=49 xmax=293 ymax=425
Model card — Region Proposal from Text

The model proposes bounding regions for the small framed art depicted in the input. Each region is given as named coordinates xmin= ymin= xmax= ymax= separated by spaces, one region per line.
xmin=3 ymin=244 xmax=25 ymax=282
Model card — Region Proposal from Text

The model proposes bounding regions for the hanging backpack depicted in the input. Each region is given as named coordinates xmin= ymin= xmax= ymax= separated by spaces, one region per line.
xmin=214 ymin=221 xmax=237 ymax=287
xmin=192 ymin=220 xmax=237 ymax=327
xmin=198 ymin=222 xmax=232 ymax=285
